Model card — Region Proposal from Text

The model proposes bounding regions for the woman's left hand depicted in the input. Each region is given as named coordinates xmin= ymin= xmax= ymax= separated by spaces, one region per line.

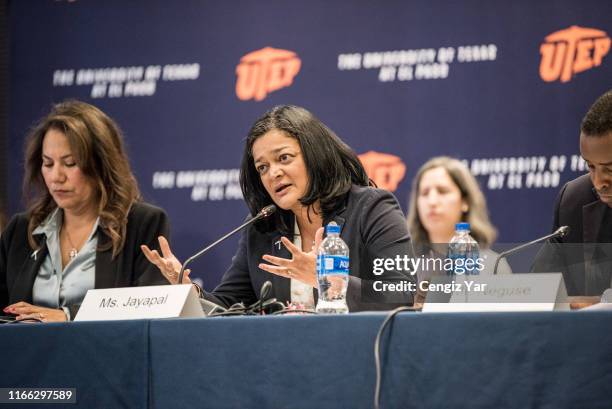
xmin=3 ymin=302 xmax=68 ymax=323
xmin=259 ymin=227 xmax=324 ymax=288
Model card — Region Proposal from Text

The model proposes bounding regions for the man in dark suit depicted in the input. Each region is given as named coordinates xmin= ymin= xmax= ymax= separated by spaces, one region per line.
xmin=533 ymin=90 xmax=612 ymax=297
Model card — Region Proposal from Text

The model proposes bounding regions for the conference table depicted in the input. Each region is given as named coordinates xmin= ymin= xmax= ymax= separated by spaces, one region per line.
xmin=2 ymin=311 xmax=611 ymax=409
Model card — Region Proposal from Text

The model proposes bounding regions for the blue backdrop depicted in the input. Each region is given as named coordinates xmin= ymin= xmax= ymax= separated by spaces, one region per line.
xmin=7 ymin=0 xmax=612 ymax=289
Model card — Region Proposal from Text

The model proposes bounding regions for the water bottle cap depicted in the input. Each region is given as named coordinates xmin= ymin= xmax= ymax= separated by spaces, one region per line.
xmin=455 ymin=222 xmax=470 ymax=231
xmin=325 ymin=222 xmax=341 ymax=234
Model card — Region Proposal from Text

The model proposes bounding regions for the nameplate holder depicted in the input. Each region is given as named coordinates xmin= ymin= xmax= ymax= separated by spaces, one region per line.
xmin=74 ymin=284 xmax=204 ymax=321
xmin=422 ymin=273 xmax=569 ymax=312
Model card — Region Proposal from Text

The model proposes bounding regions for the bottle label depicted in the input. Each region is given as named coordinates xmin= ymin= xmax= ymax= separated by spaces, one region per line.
xmin=317 ymin=255 xmax=349 ymax=276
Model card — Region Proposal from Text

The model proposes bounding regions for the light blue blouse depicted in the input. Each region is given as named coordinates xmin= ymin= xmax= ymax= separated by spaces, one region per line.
xmin=32 ymin=208 xmax=99 ymax=318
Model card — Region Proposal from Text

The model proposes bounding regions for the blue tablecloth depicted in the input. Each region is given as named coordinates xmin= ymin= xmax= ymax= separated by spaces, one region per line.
xmin=3 ymin=312 xmax=612 ymax=409
xmin=0 ymin=320 xmax=151 ymax=409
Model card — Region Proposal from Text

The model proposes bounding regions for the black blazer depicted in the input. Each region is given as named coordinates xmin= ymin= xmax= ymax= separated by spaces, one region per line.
xmin=0 ymin=202 xmax=170 ymax=317
xmin=532 ymin=174 xmax=612 ymax=295
xmin=202 ymin=185 xmax=415 ymax=311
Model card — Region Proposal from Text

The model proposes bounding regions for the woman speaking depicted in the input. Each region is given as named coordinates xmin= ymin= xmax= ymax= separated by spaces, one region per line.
xmin=143 ymin=105 xmax=415 ymax=311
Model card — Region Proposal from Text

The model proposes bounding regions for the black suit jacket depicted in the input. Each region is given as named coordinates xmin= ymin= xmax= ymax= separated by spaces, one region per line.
xmin=202 ymin=185 xmax=416 ymax=311
xmin=0 ymin=202 xmax=170 ymax=317
xmin=532 ymin=174 xmax=612 ymax=295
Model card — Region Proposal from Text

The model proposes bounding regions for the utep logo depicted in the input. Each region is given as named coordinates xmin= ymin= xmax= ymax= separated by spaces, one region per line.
xmin=539 ymin=25 xmax=610 ymax=83
xmin=358 ymin=151 xmax=406 ymax=192
xmin=235 ymin=47 xmax=301 ymax=101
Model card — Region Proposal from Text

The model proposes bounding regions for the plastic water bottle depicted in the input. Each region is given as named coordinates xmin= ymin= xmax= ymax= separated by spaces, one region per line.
xmin=316 ymin=222 xmax=349 ymax=314
xmin=447 ymin=222 xmax=480 ymax=276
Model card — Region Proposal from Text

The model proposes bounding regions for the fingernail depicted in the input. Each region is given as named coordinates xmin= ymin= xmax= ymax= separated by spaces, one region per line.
xmin=2 ymin=307 xmax=8 ymax=313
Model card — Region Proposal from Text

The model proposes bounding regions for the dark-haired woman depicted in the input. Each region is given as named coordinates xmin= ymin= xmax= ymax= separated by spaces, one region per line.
xmin=143 ymin=105 xmax=414 ymax=311
xmin=0 ymin=100 xmax=169 ymax=322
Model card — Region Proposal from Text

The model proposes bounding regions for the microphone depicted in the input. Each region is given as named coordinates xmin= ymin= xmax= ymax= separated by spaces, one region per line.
xmin=250 ymin=280 xmax=274 ymax=315
xmin=492 ymin=225 xmax=569 ymax=275
xmin=177 ymin=204 xmax=277 ymax=284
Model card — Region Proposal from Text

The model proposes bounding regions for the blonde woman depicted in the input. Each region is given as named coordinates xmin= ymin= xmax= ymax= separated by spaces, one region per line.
xmin=407 ymin=156 xmax=511 ymax=298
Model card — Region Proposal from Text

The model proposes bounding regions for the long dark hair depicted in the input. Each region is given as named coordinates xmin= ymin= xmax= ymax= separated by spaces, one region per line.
xmin=23 ymin=100 xmax=141 ymax=258
xmin=240 ymin=105 xmax=370 ymax=233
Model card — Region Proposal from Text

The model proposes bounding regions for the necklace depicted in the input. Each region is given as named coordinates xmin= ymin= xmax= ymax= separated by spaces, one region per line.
xmin=64 ymin=228 xmax=79 ymax=260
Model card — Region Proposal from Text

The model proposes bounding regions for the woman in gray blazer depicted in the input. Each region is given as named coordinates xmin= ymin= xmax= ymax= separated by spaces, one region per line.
xmin=406 ymin=156 xmax=511 ymax=303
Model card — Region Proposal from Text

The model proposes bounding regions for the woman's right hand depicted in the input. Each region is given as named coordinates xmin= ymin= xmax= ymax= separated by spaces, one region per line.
xmin=141 ymin=236 xmax=192 ymax=285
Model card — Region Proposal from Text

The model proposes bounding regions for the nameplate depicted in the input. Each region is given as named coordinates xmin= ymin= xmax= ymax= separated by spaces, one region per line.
xmin=422 ymin=273 xmax=569 ymax=312
xmin=74 ymin=284 xmax=204 ymax=321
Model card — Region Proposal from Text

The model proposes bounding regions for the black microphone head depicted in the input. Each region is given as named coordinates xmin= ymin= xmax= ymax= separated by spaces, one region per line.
xmin=556 ymin=225 xmax=570 ymax=238
xmin=258 ymin=204 xmax=277 ymax=219
xmin=260 ymin=280 xmax=273 ymax=300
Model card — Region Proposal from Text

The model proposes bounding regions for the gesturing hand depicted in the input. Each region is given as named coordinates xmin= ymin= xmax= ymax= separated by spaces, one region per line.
xmin=259 ymin=227 xmax=324 ymax=288
xmin=141 ymin=236 xmax=192 ymax=285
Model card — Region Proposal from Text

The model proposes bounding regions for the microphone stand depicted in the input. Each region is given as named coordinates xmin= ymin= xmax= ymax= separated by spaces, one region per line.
xmin=493 ymin=226 xmax=569 ymax=275
xmin=177 ymin=205 xmax=276 ymax=284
